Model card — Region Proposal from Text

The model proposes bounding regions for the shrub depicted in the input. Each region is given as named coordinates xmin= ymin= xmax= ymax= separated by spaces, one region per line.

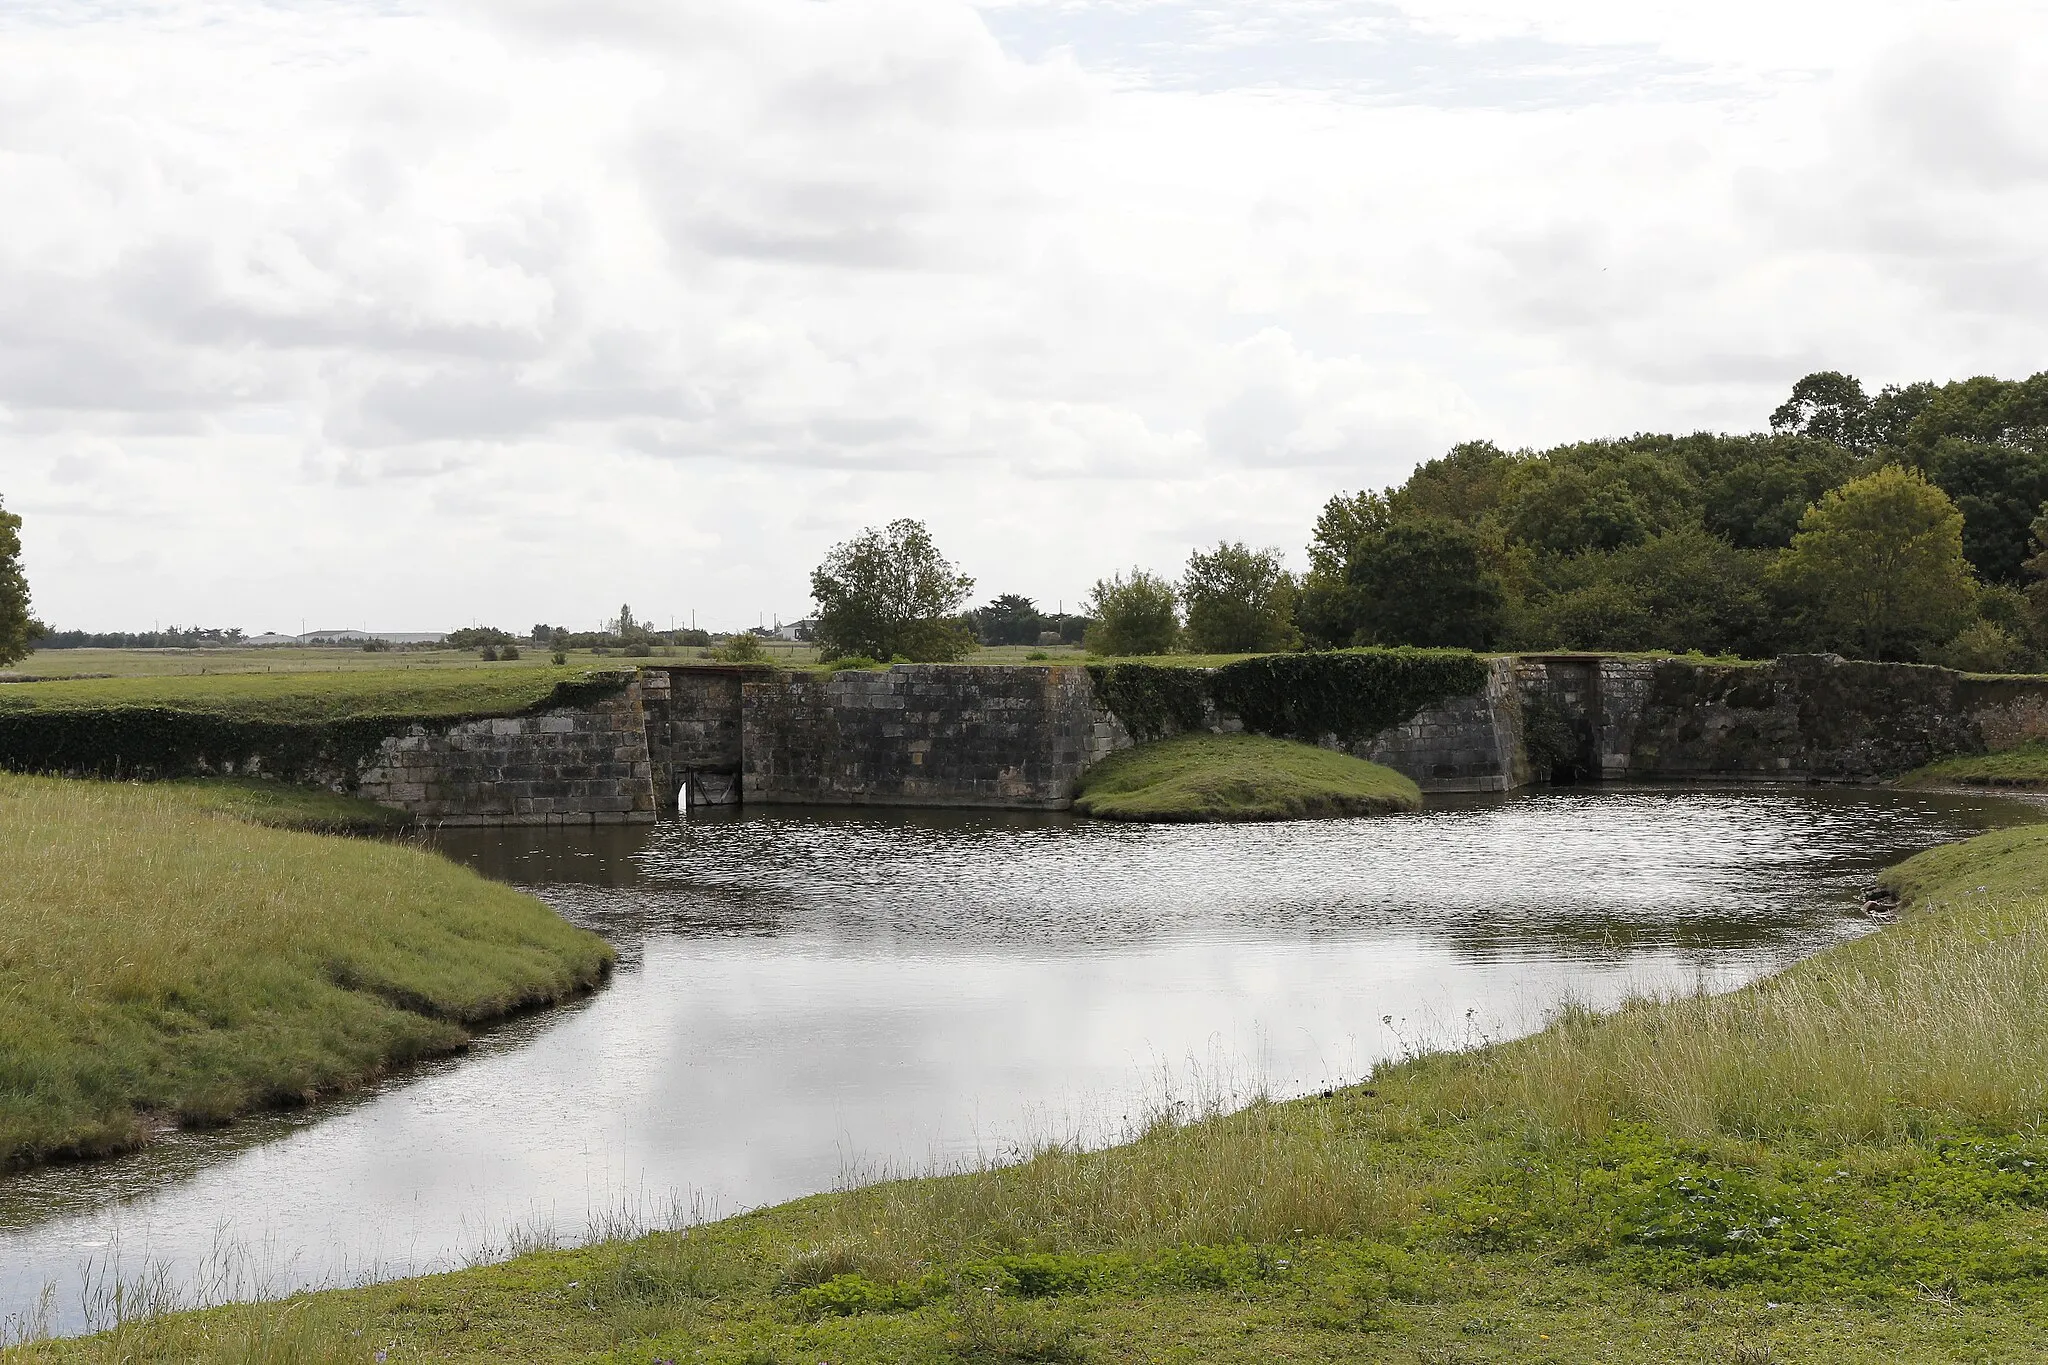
xmin=551 ymin=651 xmax=567 ymax=665
xmin=716 ymin=633 xmax=765 ymax=663
xmin=621 ymin=642 xmax=652 ymax=658
xmin=1087 ymin=648 xmax=1488 ymax=743
xmin=1084 ymin=568 xmax=1179 ymax=656
xmin=499 ymin=644 xmax=521 ymax=661
xmin=478 ymin=645 xmax=499 ymax=661
xmin=1181 ymin=542 xmax=1300 ymax=653
xmin=823 ymin=655 xmax=883 ymax=672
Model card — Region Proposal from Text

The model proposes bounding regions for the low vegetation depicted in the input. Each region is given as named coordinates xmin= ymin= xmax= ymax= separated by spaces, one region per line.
xmin=1074 ymin=733 xmax=1421 ymax=822
xmin=0 ymin=667 xmax=580 ymax=723
xmin=0 ymin=773 xmax=612 ymax=1171
xmin=26 ymin=820 xmax=2048 ymax=1361
xmin=1898 ymin=739 xmax=2048 ymax=789
xmin=155 ymin=777 xmax=413 ymax=833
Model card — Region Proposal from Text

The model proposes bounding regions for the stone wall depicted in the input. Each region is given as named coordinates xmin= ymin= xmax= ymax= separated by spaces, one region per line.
xmin=1523 ymin=654 xmax=2048 ymax=785
xmin=354 ymin=679 xmax=657 ymax=826
xmin=740 ymin=664 xmax=1123 ymax=809
xmin=640 ymin=667 xmax=746 ymax=813
xmin=1350 ymin=656 xmax=1531 ymax=793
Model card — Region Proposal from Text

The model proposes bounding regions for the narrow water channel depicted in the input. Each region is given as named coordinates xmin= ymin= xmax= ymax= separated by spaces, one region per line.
xmin=2 ymin=785 xmax=2037 ymax=1336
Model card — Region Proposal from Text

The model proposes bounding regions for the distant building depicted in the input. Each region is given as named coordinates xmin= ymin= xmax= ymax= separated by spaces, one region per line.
xmin=774 ymin=619 xmax=818 ymax=642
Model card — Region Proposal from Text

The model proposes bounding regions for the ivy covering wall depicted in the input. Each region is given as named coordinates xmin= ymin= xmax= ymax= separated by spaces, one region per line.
xmin=1086 ymin=649 xmax=1491 ymax=743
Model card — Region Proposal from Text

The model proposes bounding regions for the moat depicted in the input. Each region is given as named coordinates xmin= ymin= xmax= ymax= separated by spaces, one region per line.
xmin=2 ymin=785 xmax=2038 ymax=1335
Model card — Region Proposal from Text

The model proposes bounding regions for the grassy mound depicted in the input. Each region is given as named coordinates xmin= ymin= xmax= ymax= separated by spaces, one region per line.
xmin=31 ymin=820 xmax=2048 ymax=1360
xmin=0 ymin=774 xmax=613 ymax=1169
xmin=1898 ymin=739 xmax=2048 ymax=789
xmin=1074 ymin=732 xmax=1421 ymax=821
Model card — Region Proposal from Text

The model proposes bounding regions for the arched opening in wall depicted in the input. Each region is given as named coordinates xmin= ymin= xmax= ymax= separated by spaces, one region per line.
xmin=1524 ymin=692 xmax=1594 ymax=785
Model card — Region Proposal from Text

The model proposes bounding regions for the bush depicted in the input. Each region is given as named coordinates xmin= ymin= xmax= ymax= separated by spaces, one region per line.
xmin=499 ymin=644 xmax=521 ymax=661
xmin=478 ymin=645 xmax=499 ymax=661
xmin=1181 ymin=542 xmax=1300 ymax=653
xmin=1933 ymin=621 xmax=2030 ymax=674
xmin=551 ymin=651 xmax=567 ymax=666
xmin=1087 ymin=649 xmax=1489 ymax=743
xmin=716 ymin=633 xmax=765 ymax=663
xmin=621 ymin=642 xmax=652 ymax=658
xmin=1084 ymin=569 xmax=1179 ymax=656
xmin=823 ymin=655 xmax=883 ymax=672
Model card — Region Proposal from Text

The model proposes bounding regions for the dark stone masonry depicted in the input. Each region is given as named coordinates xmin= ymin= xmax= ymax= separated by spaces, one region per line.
xmin=334 ymin=654 xmax=2048 ymax=824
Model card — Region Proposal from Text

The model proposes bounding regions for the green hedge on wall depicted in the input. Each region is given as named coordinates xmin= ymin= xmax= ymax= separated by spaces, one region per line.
xmin=0 ymin=673 xmax=634 ymax=782
xmin=1087 ymin=649 xmax=1490 ymax=743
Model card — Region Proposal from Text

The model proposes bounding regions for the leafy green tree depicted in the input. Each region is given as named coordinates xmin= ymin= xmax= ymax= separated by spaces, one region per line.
xmin=1180 ymin=542 xmax=1299 ymax=654
xmin=1923 ymin=438 xmax=2048 ymax=583
xmin=1348 ymin=518 xmax=1504 ymax=649
xmin=0 ymin=496 xmax=40 ymax=666
xmin=1296 ymin=491 xmax=1389 ymax=647
xmin=1522 ymin=527 xmax=1775 ymax=656
xmin=968 ymin=593 xmax=1044 ymax=646
xmin=1388 ymin=440 xmax=1515 ymax=524
xmin=1871 ymin=380 xmax=1938 ymax=449
xmin=1498 ymin=447 xmax=1693 ymax=556
xmin=1772 ymin=467 xmax=1973 ymax=660
xmin=1698 ymin=435 xmax=1862 ymax=549
xmin=1083 ymin=569 xmax=1179 ymax=656
xmin=810 ymin=519 xmax=976 ymax=662
xmin=1770 ymin=371 xmax=1874 ymax=452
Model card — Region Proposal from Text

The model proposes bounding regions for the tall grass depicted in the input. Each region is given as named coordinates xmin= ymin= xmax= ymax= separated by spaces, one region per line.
xmin=0 ymin=774 xmax=612 ymax=1167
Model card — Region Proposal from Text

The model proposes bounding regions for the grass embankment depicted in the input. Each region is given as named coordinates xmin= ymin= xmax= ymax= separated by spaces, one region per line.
xmin=1074 ymin=732 xmax=1422 ymax=822
xmin=0 ymin=668 xmax=577 ymax=722
xmin=28 ymin=821 xmax=2048 ymax=1361
xmin=0 ymin=774 xmax=613 ymax=1171
xmin=1899 ymin=739 xmax=2048 ymax=789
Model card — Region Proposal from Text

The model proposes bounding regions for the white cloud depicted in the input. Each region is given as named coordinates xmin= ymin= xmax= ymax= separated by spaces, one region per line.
xmin=0 ymin=0 xmax=2043 ymax=630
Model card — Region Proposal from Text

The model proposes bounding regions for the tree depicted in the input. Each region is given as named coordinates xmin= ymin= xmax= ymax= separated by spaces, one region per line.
xmin=1924 ymin=438 xmax=2048 ymax=583
xmin=968 ymin=594 xmax=1043 ymax=646
xmin=1083 ymin=569 xmax=1179 ymax=656
xmin=1296 ymin=491 xmax=1389 ymax=647
xmin=1180 ymin=542 xmax=1299 ymax=654
xmin=1770 ymin=371 xmax=1874 ymax=452
xmin=1772 ymin=466 xmax=1973 ymax=660
xmin=1348 ymin=518 xmax=1504 ymax=649
xmin=810 ymin=518 xmax=976 ymax=662
xmin=0 ymin=496 xmax=40 ymax=666
xmin=1388 ymin=440 xmax=1515 ymax=524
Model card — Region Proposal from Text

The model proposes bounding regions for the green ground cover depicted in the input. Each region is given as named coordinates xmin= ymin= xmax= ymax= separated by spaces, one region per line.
xmin=1074 ymin=733 xmax=1422 ymax=822
xmin=1898 ymin=739 xmax=2048 ymax=789
xmin=0 ymin=774 xmax=612 ymax=1170
xmin=156 ymin=778 xmax=413 ymax=833
xmin=22 ymin=818 xmax=2048 ymax=1361
xmin=0 ymin=667 xmax=581 ymax=722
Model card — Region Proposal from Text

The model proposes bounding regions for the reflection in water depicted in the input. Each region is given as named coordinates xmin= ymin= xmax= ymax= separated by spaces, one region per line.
xmin=0 ymin=786 xmax=2036 ymax=1334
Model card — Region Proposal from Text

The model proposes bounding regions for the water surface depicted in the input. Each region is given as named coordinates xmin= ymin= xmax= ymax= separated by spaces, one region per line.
xmin=1 ymin=785 xmax=2036 ymax=1335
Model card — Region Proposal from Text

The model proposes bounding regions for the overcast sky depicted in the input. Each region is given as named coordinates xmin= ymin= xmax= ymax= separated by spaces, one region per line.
xmin=3 ymin=0 xmax=2045 ymax=634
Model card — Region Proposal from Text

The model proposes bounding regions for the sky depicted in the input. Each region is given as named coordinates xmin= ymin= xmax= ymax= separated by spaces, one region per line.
xmin=2 ymin=0 xmax=2046 ymax=634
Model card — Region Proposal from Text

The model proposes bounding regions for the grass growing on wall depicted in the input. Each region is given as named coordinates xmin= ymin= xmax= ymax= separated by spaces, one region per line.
xmin=30 ymin=821 xmax=2048 ymax=1360
xmin=1074 ymin=733 xmax=1422 ymax=822
xmin=0 ymin=773 xmax=613 ymax=1170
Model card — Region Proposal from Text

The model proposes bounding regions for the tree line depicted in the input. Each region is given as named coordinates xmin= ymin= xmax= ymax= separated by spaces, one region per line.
xmin=810 ymin=370 xmax=2048 ymax=671
xmin=4 ymin=368 xmax=2046 ymax=671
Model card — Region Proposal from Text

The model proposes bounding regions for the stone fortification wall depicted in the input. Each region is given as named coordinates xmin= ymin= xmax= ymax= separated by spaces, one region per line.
xmin=1520 ymin=654 xmax=2048 ymax=785
xmin=354 ymin=679 xmax=657 ymax=826
xmin=640 ymin=667 xmax=746 ymax=812
xmin=1350 ymin=657 xmax=1530 ymax=793
xmin=741 ymin=664 xmax=1124 ymax=809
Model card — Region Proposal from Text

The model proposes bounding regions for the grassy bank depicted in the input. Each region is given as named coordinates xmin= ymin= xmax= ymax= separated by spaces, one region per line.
xmin=22 ymin=819 xmax=2048 ymax=1360
xmin=0 ymin=667 xmax=583 ymax=722
xmin=1074 ymin=733 xmax=1422 ymax=821
xmin=1898 ymin=739 xmax=2048 ymax=789
xmin=0 ymin=774 xmax=612 ymax=1170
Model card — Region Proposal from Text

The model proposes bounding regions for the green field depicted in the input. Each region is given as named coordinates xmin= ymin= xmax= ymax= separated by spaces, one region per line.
xmin=0 ymin=774 xmax=612 ymax=1170
xmin=1898 ymin=739 xmax=2048 ymax=789
xmin=1074 ymin=732 xmax=1423 ymax=821
xmin=24 ymin=805 xmax=2048 ymax=1360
